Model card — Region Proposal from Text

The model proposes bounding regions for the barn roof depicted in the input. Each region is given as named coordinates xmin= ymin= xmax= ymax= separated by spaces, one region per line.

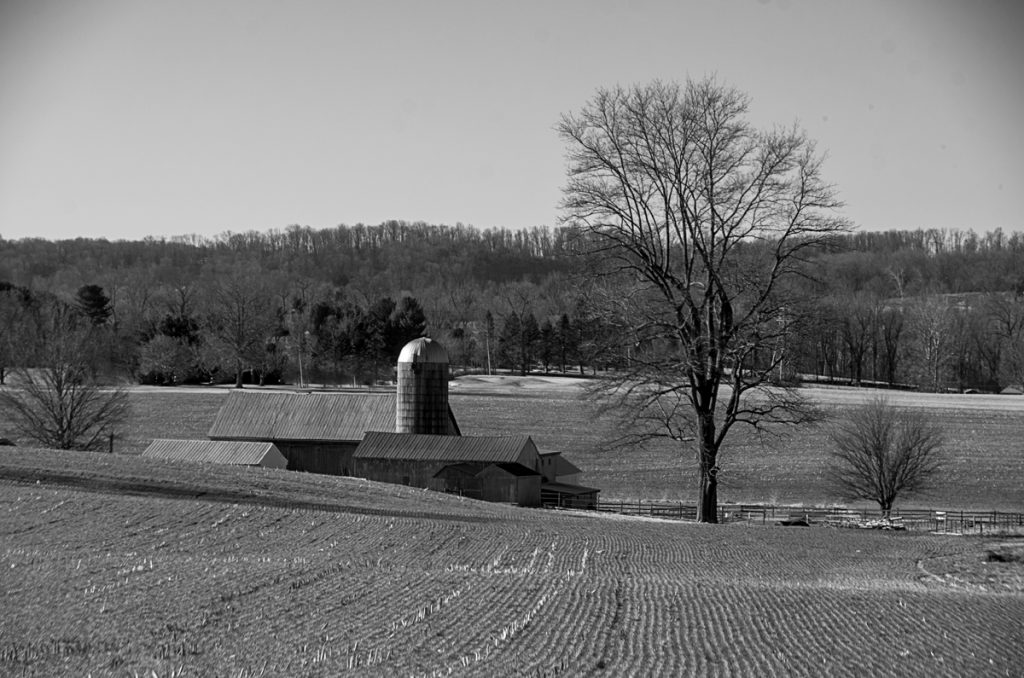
xmin=355 ymin=431 xmax=535 ymax=463
xmin=142 ymin=439 xmax=286 ymax=467
xmin=208 ymin=391 xmax=395 ymax=441
xmin=208 ymin=391 xmax=460 ymax=441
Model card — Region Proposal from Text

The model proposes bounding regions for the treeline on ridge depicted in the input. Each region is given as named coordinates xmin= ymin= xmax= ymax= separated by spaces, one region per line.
xmin=1 ymin=222 xmax=1023 ymax=392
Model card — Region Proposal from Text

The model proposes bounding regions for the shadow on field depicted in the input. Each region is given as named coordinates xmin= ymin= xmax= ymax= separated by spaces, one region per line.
xmin=0 ymin=464 xmax=495 ymax=524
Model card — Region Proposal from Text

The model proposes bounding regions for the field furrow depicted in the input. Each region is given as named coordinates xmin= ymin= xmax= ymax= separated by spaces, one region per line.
xmin=1 ymin=447 xmax=1022 ymax=676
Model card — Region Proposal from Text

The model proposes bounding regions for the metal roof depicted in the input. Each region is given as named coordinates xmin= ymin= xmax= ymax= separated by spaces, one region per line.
xmin=142 ymin=439 xmax=286 ymax=467
xmin=207 ymin=391 xmax=396 ymax=442
xmin=354 ymin=431 xmax=536 ymax=464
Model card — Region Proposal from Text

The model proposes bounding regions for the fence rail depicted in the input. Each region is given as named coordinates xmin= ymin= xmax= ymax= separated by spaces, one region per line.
xmin=583 ymin=500 xmax=1024 ymax=534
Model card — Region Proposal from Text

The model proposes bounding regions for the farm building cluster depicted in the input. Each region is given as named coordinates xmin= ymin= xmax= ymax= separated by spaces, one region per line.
xmin=143 ymin=338 xmax=598 ymax=508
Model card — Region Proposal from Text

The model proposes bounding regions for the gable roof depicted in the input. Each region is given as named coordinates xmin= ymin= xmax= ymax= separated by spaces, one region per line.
xmin=208 ymin=391 xmax=395 ymax=441
xmin=208 ymin=391 xmax=460 ymax=441
xmin=553 ymin=455 xmax=582 ymax=476
xmin=354 ymin=431 xmax=535 ymax=464
xmin=142 ymin=439 xmax=286 ymax=468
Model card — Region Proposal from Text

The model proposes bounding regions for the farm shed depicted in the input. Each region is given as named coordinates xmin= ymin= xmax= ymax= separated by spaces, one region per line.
xmin=541 ymin=482 xmax=600 ymax=509
xmin=476 ymin=463 xmax=542 ymax=506
xmin=353 ymin=431 xmax=542 ymax=505
xmin=207 ymin=390 xmax=461 ymax=475
xmin=142 ymin=439 xmax=287 ymax=469
xmin=433 ymin=462 xmax=542 ymax=506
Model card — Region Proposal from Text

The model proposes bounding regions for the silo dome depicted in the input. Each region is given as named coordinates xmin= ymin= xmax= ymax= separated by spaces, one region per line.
xmin=396 ymin=337 xmax=451 ymax=435
xmin=398 ymin=337 xmax=449 ymax=365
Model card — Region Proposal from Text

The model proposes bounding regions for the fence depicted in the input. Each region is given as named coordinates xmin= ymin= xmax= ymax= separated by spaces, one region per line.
xmin=584 ymin=499 xmax=1024 ymax=534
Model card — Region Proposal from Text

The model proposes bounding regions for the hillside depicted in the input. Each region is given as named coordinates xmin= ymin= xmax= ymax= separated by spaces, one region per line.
xmin=5 ymin=223 xmax=1024 ymax=394
xmin=1 ymin=447 xmax=1022 ymax=676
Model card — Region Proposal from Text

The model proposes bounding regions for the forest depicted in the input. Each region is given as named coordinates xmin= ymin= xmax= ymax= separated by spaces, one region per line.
xmin=1 ymin=221 xmax=1023 ymax=393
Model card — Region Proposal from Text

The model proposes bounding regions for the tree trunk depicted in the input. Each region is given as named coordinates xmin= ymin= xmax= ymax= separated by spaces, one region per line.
xmin=234 ymin=358 xmax=244 ymax=388
xmin=697 ymin=464 xmax=718 ymax=523
xmin=696 ymin=414 xmax=719 ymax=523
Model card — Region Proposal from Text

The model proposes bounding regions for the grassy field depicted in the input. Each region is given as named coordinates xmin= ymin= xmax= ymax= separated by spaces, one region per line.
xmin=1 ymin=447 xmax=1022 ymax=676
xmin=4 ymin=376 xmax=1021 ymax=511
xmin=455 ymin=378 xmax=1024 ymax=511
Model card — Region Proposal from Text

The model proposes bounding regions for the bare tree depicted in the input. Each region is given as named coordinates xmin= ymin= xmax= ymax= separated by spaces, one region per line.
xmin=907 ymin=295 xmax=955 ymax=392
xmin=984 ymin=292 xmax=1024 ymax=390
xmin=558 ymin=78 xmax=847 ymax=522
xmin=201 ymin=269 xmax=280 ymax=388
xmin=0 ymin=302 xmax=129 ymax=450
xmin=828 ymin=397 xmax=943 ymax=516
xmin=0 ymin=282 xmax=34 ymax=385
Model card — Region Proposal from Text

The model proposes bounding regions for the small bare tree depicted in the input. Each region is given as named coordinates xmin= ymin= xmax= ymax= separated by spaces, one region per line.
xmin=0 ymin=302 xmax=129 ymax=450
xmin=828 ymin=397 xmax=943 ymax=516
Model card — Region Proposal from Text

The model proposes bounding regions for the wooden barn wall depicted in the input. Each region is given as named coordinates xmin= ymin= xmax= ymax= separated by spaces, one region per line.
xmin=432 ymin=468 xmax=482 ymax=498
xmin=518 ymin=445 xmax=541 ymax=474
xmin=353 ymin=458 xmax=446 ymax=488
xmin=477 ymin=474 xmax=541 ymax=507
xmin=539 ymin=456 xmax=556 ymax=482
xmin=516 ymin=477 xmax=542 ymax=507
xmin=276 ymin=442 xmax=357 ymax=475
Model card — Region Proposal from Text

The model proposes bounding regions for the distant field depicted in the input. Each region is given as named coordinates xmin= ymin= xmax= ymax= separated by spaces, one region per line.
xmin=1 ymin=448 xmax=1021 ymax=677
xmin=3 ymin=377 xmax=1023 ymax=510
xmin=452 ymin=378 xmax=1024 ymax=512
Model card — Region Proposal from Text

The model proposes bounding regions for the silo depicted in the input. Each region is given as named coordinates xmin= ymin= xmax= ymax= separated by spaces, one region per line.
xmin=396 ymin=337 xmax=450 ymax=434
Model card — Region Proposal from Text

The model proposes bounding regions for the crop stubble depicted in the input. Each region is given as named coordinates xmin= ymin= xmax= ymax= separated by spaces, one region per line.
xmin=1 ymin=449 xmax=1022 ymax=677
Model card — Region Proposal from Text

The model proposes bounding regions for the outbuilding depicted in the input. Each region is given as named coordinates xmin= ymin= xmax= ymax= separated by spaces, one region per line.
xmin=541 ymin=481 xmax=601 ymax=509
xmin=353 ymin=431 xmax=542 ymax=506
xmin=538 ymin=451 xmax=583 ymax=485
xmin=142 ymin=439 xmax=287 ymax=469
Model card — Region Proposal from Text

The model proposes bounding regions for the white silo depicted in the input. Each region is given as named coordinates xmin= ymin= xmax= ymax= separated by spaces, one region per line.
xmin=396 ymin=337 xmax=450 ymax=434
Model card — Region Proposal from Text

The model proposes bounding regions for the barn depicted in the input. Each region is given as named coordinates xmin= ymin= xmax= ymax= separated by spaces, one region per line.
xmin=142 ymin=439 xmax=287 ymax=469
xmin=207 ymin=390 xmax=460 ymax=474
xmin=353 ymin=431 xmax=542 ymax=506
xmin=197 ymin=337 xmax=597 ymax=509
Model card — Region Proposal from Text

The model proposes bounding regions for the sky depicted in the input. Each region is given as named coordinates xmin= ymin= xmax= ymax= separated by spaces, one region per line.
xmin=0 ymin=0 xmax=1021 ymax=242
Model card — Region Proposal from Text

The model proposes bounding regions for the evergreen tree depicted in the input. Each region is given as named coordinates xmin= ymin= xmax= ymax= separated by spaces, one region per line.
xmin=75 ymin=285 xmax=112 ymax=325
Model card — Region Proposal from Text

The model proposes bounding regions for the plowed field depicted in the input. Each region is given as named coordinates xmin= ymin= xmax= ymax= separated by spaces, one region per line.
xmin=1 ymin=449 xmax=1021 ymax=677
